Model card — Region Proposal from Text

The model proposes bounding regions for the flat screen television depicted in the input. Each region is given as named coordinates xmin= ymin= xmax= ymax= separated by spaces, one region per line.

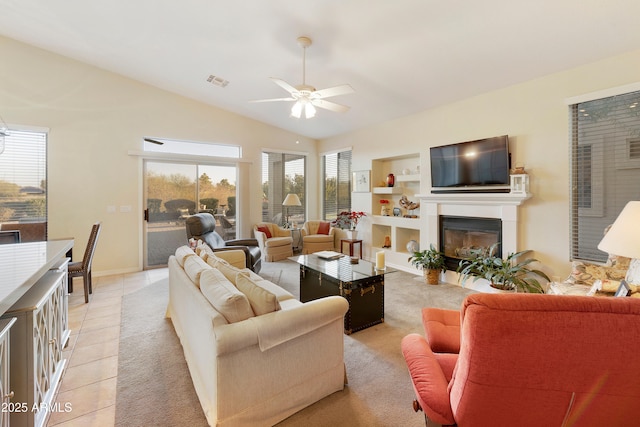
xmin=430 ymin=135 xmax=510 ymax=193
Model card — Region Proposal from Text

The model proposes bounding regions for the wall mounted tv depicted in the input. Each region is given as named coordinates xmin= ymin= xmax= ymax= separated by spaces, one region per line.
xmin=430 ymin=135 xmax=511 ymax=193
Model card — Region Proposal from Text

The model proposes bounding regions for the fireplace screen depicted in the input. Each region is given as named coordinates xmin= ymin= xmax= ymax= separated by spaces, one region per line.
xmin=439 ymin=216 xmax=502 ymax=269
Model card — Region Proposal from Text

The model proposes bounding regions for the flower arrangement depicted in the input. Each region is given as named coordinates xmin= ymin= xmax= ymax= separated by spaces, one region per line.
xmin=333 ymin=210 xmax=366 ymax=230
xmin=379 ymin=199 xmax=390 ymax=204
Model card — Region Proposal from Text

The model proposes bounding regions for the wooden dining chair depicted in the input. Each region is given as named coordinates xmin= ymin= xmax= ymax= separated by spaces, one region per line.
xmin=68 ymin=222 xmax=102 ymax=303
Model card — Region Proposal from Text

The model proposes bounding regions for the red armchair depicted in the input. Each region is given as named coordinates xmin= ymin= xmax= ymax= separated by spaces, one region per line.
xmin=402 ymin=293 xmax=640 ymax=426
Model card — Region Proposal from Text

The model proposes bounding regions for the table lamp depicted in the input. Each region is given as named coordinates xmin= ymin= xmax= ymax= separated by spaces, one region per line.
xmin=282 ymin=193 xmax=301 ymax=228
xmin=598 ymin=201 xmax=640 ymax=286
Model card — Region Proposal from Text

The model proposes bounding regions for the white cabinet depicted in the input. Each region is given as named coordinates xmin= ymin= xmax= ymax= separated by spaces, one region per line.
xmin=2 ymin=267 xmax=69 ymax=427
xmin=0 ymin=318 xmax=16 ymax=427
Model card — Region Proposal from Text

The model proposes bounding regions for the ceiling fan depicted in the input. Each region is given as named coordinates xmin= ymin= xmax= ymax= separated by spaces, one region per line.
xmin=250 ymin=36 xmax=354 ymax=119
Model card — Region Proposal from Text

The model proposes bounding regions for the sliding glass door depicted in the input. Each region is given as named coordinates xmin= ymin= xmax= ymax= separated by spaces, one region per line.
xmin=143 ymin=160 xmax=236 ymax=268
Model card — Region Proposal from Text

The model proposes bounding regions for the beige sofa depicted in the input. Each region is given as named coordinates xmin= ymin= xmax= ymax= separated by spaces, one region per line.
xmin=166 ymin=244 xmax=348 ymax=427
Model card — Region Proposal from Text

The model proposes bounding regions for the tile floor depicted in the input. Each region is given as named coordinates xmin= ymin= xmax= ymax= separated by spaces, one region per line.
xmin=46 ymin=268 xmax=169 ymax=427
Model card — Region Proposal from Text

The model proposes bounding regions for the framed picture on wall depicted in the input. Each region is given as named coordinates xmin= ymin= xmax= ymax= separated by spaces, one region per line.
xmin=353 ymin=170 xmax=371 ymax=193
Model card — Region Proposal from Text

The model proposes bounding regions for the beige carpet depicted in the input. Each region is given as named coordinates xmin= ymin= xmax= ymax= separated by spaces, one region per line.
xmin=116 ymin=260 xmax=475 ymax=426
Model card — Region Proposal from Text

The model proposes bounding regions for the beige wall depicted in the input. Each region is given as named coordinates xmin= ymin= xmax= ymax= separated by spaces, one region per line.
xmin=319 ymin=49 xmax=640 ymax=278
xmin=0 ymin=36 xmax=317 ymax=275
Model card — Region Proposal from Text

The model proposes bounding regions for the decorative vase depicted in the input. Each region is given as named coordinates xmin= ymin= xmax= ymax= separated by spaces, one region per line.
xmin=424 ymin=269 xmax=440 ymax=285
xmin=346 ymin=229 xmax=358 ymax=240
xmin=406 ymin=240 xmax=419 ymax=253
xmin=386 ymin=173 xmax=395 ymax=187
xmin=381 ymin=205 xmax=390 ymax=216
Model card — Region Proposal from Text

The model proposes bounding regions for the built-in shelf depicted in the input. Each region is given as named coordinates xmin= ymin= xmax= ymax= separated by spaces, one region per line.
xmin=369 ymin=153 xmax=422 ymax=273
xmin=372 ymin=187 xmax=403 ymax=194
xmin=396 ymin=174 xmax=420 ymax=183
xmin=371 ymin=215 xmax=421 ymax=229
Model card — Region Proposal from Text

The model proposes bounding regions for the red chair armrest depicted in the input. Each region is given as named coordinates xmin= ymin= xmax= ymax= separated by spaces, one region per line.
xmin=401 ymin=334 xmax=456 ymax=425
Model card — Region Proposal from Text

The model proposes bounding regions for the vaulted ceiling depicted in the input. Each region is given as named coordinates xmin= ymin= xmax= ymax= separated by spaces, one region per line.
xmin=2 ymin=0 xmax=640 ymax=139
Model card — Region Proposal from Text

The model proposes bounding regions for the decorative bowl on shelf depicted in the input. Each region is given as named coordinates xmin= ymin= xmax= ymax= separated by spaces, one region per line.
xmin=406 ymin=240 xmax=419 ymax=253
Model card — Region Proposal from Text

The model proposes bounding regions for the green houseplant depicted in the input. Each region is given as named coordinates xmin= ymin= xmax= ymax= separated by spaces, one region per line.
xmin=457 ymin=243 xmax=550 ymax=293
xmin=408 ymin=244 xmax=447 ymax=285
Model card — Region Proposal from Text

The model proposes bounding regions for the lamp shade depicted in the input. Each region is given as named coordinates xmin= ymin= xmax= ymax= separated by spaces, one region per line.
xmin=282 ymin=193 xmax=301 ymax=207
xmin=597 ymin=201 xmax=640 ymax=259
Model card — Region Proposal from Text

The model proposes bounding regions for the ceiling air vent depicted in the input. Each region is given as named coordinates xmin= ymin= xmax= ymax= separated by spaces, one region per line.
xmin=206 ymin=75 xmax=229 ymax=88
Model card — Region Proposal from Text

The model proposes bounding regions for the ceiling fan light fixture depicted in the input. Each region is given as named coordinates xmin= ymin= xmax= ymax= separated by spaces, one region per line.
xmin=290 ymin=101 xmax=303 ymax=118
xmin=304 ymin=102 xmax=316 ymax=119
xmin=252 ymin=36 xmax=354 ymax=117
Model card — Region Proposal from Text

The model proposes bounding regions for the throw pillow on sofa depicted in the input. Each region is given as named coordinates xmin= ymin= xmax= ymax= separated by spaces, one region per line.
xmin=195 ymin=240 xmax=210 ymax=261
xmin=200 ymin=269 xmax=254 ymax=323
xmin=213 ymin=257 xmax=262 ymax=284
xmin=236 ymin=273 xmax=281 ymax=316
xmin=175 ymin=245 xmax=196 ymax=267
xmin=183 ymin=255 xmax=211 ymax=288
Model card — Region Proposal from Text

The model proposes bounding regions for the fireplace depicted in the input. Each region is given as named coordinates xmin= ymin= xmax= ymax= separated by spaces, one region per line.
xmin=439 ymin=216 xmax=502 ymax=270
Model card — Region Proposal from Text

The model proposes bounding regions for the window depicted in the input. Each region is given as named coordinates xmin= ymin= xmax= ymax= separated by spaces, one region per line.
xmin=570 ymin=90 xmax=640 ymax=262
xmin=262 ymin=151 xmax=306 ymax=226
xmin=322 ymin=150 xmax=352 ymax=221
xmin=0 ymin=128 xmax=48 ymax=241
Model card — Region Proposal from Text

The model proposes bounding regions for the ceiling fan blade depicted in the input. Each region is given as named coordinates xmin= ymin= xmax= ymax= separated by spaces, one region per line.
xmin=311 ymin=99 xmax=350 ymax=113
xmin=249 ymin=97 xmax=296 ymax=103
xmin=144 ymin=138 xmax=164 ymax=145
xmin=312 ymin=84 xmax=355 ymax=99
xmin=270 ymin=78 xmax=300 ymax=96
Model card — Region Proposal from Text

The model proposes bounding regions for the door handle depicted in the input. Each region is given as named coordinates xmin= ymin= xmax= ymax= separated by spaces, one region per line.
xmin=144 ymin=209 xmax=149 ymax=222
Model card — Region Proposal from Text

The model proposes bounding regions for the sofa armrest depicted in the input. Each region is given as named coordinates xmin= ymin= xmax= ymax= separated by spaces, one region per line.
xmin=401 ymin=333 xmax=455 ymax=426
xmin=211 ymin=249 xmax=246 ymax=269
xmin=215 ymin=296 xmax=348 ymax=355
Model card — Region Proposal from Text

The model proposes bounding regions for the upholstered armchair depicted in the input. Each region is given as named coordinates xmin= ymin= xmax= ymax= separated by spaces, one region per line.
xmin=301 ymin=220 xmax=335 ymax=254
xmin=402 ymin=293 xmax=640 ymax=426
xmin=253 ymin=222 xmax=293 ymax=262
xmin=186 ymin=213 xmax=262 ymax=273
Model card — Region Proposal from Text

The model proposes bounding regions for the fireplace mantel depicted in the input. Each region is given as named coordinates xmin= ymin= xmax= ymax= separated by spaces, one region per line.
xmin=417 ymin=191 xmax=531 ymax=258
xmin=416 ymin=192 xmax=531 ymax=206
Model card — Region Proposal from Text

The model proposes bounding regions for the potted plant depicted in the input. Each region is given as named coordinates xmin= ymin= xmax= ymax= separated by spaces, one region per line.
xmin=457 ymin=243 xmax=550 ymax=293
xmin=332 ymin=211 xmax=366 ymax=239
xmin=408 ymin=244 xmax=447 ymax=285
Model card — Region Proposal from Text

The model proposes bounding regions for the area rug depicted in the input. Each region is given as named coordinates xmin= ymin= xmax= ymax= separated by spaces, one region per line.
xmin=115 ymin=260 xmax=475 ymax=426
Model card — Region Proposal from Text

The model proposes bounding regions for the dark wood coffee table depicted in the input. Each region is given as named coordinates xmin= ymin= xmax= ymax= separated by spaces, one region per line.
xmin=290 ymin=254 xmax=395 ymax=334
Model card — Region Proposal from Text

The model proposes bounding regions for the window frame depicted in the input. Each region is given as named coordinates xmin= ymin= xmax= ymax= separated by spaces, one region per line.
xmin=0 ymin=125 xmax=48 ymax=240
xmin=261 ymin=150 xmax=307 ymax=226
xmin=321 ymin=149 xmax=352 ymax=222
xmin=568 ymin=87 xmax=640 ymax=262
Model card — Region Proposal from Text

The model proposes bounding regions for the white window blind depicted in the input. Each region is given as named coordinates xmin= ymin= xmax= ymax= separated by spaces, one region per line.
xmin=570 ymin=90 xmax=640 ymax=262
xmin=322 ymin=150 xmax=352 ymax=221
xmin=261 ymin=152 xmax=306 ymax=225
xmin=0 ymin=129 xmax=47 ymax=240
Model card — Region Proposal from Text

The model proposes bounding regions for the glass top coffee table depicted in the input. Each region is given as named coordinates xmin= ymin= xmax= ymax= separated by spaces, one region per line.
xmin=290 ymin=253 xmax=396 ymax=334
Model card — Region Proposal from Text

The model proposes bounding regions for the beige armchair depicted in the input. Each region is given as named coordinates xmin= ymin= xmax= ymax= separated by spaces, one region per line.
xmin=301 ymin=220 xmax=335 ymax=254
xmin=253 ymin=222 xmax=293 ymax=261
